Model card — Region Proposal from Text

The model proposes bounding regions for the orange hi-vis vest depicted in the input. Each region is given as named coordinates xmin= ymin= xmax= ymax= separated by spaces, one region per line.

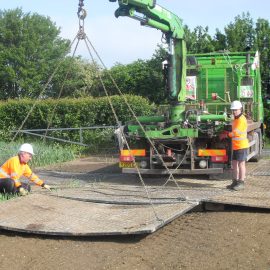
xmin=228 ymin=114 xmax=249 ymax=150
xmin=0 ymin=156 xmax=44 ymax=188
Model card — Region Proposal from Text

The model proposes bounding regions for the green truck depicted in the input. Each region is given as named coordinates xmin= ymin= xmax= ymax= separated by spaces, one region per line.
xmin=110 ymin=0 xmax=265 ymax=175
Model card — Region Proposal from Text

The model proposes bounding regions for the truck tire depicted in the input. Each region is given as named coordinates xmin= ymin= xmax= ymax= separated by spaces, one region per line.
xmin=250 ymin=129 xmax=262 ymax=162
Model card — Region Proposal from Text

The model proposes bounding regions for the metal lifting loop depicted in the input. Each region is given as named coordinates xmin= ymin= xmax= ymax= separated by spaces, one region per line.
xmin=78 ymin=8 xmax=87 ymax=20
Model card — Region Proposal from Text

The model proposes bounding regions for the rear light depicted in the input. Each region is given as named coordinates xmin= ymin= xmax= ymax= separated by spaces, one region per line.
xmin=198 ymin=149 xmax=226 ymax=156
xmin=120 ymin=149 xmax=146 ymax=162
xmin=120 ymin=155 xmax=134 ymax=162
xmin=211 ymin=155 xmax=228 ymax=163
xmin=120 ymin=149 xmax=146 ymax=157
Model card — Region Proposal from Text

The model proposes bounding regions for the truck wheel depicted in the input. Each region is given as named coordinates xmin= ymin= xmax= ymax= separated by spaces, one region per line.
xmin=250 ymin=129 xmax=262 ymax=162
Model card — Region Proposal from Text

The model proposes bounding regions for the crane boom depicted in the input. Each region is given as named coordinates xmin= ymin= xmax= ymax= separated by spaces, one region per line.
xmin=109 ymin=0 xmax=186 ymax=103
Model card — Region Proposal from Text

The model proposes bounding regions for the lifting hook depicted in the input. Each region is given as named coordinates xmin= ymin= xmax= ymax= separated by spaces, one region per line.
xmin=77 ymin=0 xmax=87 ymax=20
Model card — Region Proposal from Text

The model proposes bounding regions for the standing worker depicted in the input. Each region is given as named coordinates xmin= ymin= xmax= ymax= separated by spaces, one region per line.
xmin=220 ymin=101 xmax=249 ymax=191
xmin=0 ymin=143 xmax=51 ymax=196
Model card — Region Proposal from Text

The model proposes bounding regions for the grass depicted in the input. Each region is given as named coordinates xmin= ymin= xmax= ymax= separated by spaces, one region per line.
xmin=0 ymin=129 xmax=119 ymax=202
xmin=0 ymin=140 xmax=79 ymax=168
xmin=0 ymin=140 xmax=80 ymax=202
xmin=0 ymin=193 xmax=18 ymax=202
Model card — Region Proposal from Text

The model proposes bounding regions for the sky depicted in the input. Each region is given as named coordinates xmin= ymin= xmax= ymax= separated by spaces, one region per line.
xmin=1 ymin=0 xmax=270 ymax=67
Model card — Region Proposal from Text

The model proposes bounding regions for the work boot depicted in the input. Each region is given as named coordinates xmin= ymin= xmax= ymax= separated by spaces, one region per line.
xmin=226 ymin=179 xmax=238 ymax=189
xmin=233 ymin=180 xmax=245 ymax=191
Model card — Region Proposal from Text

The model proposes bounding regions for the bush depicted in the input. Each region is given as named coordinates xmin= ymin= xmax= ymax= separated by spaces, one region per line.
xmin=0 ymin=95 xmax=154 ymax=142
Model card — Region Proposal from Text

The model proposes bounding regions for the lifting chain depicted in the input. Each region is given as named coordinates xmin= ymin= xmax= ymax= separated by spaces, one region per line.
xmin=77 ymin=0 xmax=87 ymax=40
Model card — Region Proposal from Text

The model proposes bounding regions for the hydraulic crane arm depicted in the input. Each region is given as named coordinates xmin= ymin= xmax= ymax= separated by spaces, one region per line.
xmin=109 ymin=0 xmax=186 ymax=103
xmin=110 ymin=0 xmax=184 ymax=39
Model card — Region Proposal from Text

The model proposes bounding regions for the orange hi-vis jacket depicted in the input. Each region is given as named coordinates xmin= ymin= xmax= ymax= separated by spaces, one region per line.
xmin=228 ymin=114 xmax=249 ymax=150
xmin=0 ymin=156 xmax=44 ymax=188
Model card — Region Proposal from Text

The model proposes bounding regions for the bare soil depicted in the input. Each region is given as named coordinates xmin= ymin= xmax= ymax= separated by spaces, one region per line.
xmin=0 ymin=158 xmax=270 ymax=270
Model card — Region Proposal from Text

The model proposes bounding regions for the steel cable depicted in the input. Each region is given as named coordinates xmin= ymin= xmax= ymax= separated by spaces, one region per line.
xmin=84 ymin=35 xmax=187 ymax=199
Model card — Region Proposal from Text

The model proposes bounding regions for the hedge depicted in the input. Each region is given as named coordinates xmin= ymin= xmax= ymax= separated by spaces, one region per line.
xmin=0 ymin=95 xmax=154 ymax=142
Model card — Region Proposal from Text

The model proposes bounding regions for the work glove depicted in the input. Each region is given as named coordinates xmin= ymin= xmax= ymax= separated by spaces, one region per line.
xmin=43 ymin=184 xmax=51 ymax=191
xmin=19 ymin=187 xmax=28 ymax=196
xmin=219 ymin=131 xmax=229 ymax=140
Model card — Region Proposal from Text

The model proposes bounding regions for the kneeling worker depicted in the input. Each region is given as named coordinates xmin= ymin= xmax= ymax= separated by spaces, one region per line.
xmin=0 ymin=143 xmax=51 ymax=196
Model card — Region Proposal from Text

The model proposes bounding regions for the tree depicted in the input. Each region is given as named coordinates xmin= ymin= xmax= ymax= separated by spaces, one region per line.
xmin=93 ymin=47 xmax=166 ymax=104
xmin=212 ymin=29 xmax=227 ymax=51
xmin=254 ymin=18 xmax=270 ymax=95
xmin=99 ymin=15 xmax=270 ymax=102
xmin=0 ymin=8 xmax=70 ymax=99
xmin=218 ymin=14 xmax=270 ymax=96
xmin=185 ymin=25 xmax=214 ymax=53
xmin=224 ymin=12 xmax=255 ymax=51
xmin=48 ymin=57 xmax=100 ymax=98
xmin=144 ymin=45 xmax=167 ymax=103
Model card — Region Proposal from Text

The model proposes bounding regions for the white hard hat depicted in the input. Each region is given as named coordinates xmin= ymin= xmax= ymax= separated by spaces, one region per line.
xmin=19 ymin=143 xmax=35 ymax=155
xmin=230 ymin=100 xmax=242 ymax=110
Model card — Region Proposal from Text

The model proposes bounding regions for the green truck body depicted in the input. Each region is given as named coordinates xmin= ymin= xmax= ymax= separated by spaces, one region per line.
xmin=119 ymin=52 xmax=264 ymax=175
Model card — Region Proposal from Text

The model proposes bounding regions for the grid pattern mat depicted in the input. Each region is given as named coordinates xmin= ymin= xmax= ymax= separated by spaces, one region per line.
xmin=0 ymin=194 xmax=197 ymax=236
xmin=0 ymin=159 xmax=269 ymax=236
